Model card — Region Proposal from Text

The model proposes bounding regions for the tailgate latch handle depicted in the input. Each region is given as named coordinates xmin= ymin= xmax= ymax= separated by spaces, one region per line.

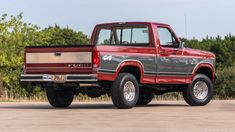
xmin=54 ymin=52 xmax=61 ymax=56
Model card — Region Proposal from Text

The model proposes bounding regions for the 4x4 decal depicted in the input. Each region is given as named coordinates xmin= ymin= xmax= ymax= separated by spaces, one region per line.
xmin=102 ymin=55 xmax=112 ymax=61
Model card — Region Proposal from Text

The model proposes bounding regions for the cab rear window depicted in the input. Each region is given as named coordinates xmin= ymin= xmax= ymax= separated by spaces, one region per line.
xmin=95 ymin=26 xmax=149 ymax=46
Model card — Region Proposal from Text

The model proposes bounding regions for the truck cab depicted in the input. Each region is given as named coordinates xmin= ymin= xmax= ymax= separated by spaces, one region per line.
xmin=21 ymin=22 xmax=215 ymax=109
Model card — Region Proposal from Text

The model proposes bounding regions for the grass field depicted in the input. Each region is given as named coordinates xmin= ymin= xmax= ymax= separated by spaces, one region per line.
xmin=0 ymin=92 xmax=232 ymax=102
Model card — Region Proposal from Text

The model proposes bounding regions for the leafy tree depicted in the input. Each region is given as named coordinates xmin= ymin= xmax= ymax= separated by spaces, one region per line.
xmin=0 ymin=13 xmax=48 ymax=98
xmin=215 ymin=64 xmax=235 ymax=98
xmin=42 ymin=25 xmax=89 ymax=45
xmin=0 ymin=13 xmax=90 ymax=99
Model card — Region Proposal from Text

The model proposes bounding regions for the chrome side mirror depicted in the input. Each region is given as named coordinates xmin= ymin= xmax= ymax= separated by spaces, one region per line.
xmin=179 ymin=42 xmax=185 ymax=48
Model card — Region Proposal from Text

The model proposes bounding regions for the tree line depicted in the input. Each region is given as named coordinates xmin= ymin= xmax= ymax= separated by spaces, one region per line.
xmin=182 ymin=36 xmax=235 ymax=98
xmin=0 ymin=14 xmax=234 ymax=100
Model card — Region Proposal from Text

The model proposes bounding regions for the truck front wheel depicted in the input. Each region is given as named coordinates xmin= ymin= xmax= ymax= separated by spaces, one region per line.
xmin=46 ymin=87 xmax=74 ymax=108
xmin=183 ymin=74 xmax=213 ymax=106
xmin=111 ymin=73 xmax=139 ymax=109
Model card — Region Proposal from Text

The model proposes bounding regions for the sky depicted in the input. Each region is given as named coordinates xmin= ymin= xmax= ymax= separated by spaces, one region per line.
xmin=0 ymin=0 xmax=234 ymax=40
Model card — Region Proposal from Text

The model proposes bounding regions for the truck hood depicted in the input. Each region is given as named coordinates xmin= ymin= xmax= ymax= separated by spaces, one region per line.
xmin=183 ymin=48 xmax=215 ymax=59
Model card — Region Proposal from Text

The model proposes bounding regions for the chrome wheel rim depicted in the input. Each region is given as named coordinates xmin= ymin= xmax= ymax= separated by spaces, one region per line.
xmin=193 ymin=81 xmax=208 ymax=100
xmin=123 ymin=81 xmax=136 ymax=102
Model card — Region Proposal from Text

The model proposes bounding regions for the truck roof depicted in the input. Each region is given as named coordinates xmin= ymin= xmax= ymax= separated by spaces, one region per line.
xmin=96 ymin=22 xmax=169 ymax=27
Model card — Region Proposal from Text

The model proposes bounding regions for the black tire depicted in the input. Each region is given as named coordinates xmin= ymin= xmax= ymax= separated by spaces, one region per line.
xmin=46 ymin=87 xmax=74 ymax=108
xmin=183 ymin=74 xmax=213 ymax=106
xmin=137 ymin=87 xmax=154 ymax=105
xmin=111 ymin=73 xmax=139 ymax=109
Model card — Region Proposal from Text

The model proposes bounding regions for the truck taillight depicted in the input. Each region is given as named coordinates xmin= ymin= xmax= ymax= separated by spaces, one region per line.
xmin=92 ymin=51 xmax=100 ymax=68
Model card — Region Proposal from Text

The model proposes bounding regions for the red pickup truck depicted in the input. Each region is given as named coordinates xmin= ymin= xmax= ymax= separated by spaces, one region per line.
xmin=21 ymin=22 xmax=215 ymax=109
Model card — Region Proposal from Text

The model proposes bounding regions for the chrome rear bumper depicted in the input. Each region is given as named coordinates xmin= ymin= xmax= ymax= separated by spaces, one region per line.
xmin=20 ymin=74 xmax=97 ymax=82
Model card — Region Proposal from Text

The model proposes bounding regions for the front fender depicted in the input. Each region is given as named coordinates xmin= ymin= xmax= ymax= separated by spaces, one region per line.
xmin=192 ymin=63 xmax=215 ymax=81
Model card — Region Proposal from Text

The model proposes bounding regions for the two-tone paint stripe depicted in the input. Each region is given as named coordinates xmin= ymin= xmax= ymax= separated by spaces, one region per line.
xmin=98 ymin=58 xmax=214 ymax=76
xmin=98 ymin=69 xmax=192 ymax=76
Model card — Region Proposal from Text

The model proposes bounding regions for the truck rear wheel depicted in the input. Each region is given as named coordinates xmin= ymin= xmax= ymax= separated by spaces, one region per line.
xmin=137 ymin=87 xmax=154 ymax=105
xmin=46 ymin=87 xmax=74 ymax=108
xmin=183 ymin=74 xmax=213 ymax=106
xmin=111 ymin=73 xmax=139 ymax=109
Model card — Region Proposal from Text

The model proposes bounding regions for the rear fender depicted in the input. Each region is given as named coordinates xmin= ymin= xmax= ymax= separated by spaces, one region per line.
xmin=115 ymin=60 xmax=144 ymax=82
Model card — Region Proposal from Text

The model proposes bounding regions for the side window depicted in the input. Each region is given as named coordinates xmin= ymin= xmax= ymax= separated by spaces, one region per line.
xmin=121 ymin=27 xmax=132 ymax=44
xmin=157 ymin=27 xmax=178 ymax=48
xmin=96 ymin=29 xmax=111 ymax=45
xmin=132 ymin=27 xmax=149 ymax=44
xmin=111 ymin=28 xmax=121 ymax=45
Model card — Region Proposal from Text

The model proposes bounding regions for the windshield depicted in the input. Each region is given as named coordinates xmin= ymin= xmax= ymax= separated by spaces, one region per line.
xmin=95 ymin=25 xmax=149 ymax=46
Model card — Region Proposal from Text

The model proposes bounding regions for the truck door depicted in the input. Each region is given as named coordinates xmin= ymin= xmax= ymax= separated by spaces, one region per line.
xmin=155 ymin=26 xmax=186 ymax=83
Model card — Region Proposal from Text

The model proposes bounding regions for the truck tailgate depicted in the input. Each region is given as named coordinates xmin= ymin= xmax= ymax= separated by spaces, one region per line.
xmin=24 ymin=45 xmax=93 ymax=74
